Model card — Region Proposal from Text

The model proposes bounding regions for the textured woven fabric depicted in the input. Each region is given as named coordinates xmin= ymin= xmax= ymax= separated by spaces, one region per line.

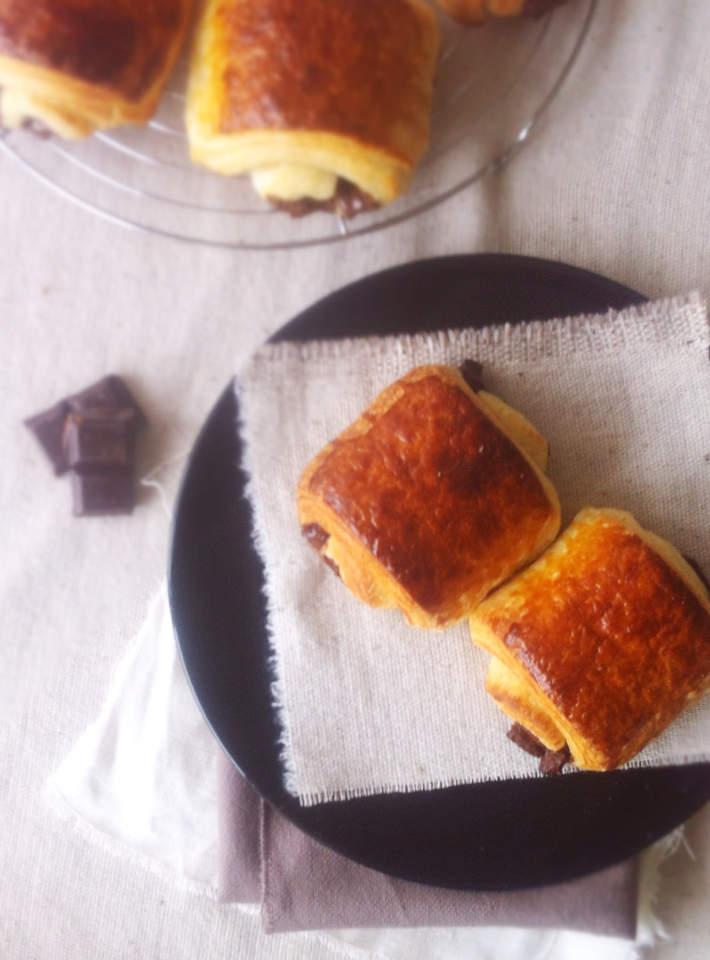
xmin=218 ymin=759 xmax=639 ymax=939
xmin=5 ymin=2 xmax=710 ymax=957
xmin=51 ymin=587 xmax=641 ymax=949
xmin=238 ymin=296 xmax=710 ymax=805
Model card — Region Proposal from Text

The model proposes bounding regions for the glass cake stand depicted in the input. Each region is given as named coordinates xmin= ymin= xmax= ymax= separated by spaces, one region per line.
xmin=0 ymin=0 xmax=597 ymax=250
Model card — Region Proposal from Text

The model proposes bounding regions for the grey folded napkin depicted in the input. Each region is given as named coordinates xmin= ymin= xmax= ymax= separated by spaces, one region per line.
xmin=217 ymin=755 xmax=638 ymax=938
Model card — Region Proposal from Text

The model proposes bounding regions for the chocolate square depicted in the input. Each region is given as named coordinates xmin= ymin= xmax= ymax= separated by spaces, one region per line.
xmin=67 ymin=375 xmax=146 ymax=426
xmin=71 ymin=471 xmax=135 ymax=517
xmin=24 ymin=400 xmax=72 ymax=475
xmin=25 ymin=374 xmax=145 ymax=517
xmin=64 ymin=410 xmax=135 ymax=474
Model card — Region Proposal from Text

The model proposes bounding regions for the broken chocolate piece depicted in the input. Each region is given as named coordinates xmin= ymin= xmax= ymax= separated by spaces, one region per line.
xmin=460 ymin=360 xmax=485 ymax=393
xmin=302 ymin=523 xmax=330 ymax=552
xmin=25 ymin=374 xmax=146 ymax=516
xmin=67 ymin=375 xmax=145 ymax=425
xmin=24 ymin=400 xmax=72 ymax=475
xmin=539 ymin=745 xmax=571 ymax=777
xmin=507 ymin=722 xmax=546 ymax=758
xmin=71 ymin=471 xmax=135 ymax=517
xmin=302 ymin=523 xmax=340 ymax=577
xmin=64 ymin=410 xmax=136 ymax=474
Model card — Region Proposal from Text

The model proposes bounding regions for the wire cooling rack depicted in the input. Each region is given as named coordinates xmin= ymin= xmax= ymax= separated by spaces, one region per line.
xmin=0 ymin=0 xmax=597 ymax=250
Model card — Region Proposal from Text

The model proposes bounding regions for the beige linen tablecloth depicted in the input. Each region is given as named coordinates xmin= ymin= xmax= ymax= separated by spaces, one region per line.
xmin=1 ymin=1 xmax=709 ymax=958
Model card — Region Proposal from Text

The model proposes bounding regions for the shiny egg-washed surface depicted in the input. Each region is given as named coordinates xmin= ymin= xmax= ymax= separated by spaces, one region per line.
xmin=213 ymin=0 xmax=437 ymax=161
xmin=308 ymin=373 xmax=554 ymax=617
xmin=481 ymin=512 xmax=710 ymax=768
xmin=0 ymin=0 xmax=186 ymax=98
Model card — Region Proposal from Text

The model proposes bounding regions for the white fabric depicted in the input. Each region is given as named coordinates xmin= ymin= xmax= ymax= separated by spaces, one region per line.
xmin=4 ymin=2 xmax=710 ymax=957
xmin=50 ymin=588 xmax=219 ymax=892
xmin=239 ymin=296 xmax=710 ymax=805
xmin=49 ymin=587 xmax=674 ymax=960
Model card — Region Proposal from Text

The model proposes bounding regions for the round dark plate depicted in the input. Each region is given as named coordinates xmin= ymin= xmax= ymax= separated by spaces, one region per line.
xmin=169 ymin=254 xmax=710 ymax=891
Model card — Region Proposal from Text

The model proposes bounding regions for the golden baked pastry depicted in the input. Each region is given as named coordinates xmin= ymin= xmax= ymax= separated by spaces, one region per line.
xmin=0 ymin=0 xmax=192 ymax=138
xmin=186 ymin=0 xmax=440 ymax=216
xmin=471 ymin=508 xmax=710 ymax=771
xmin=437 ymin=0 xmax=568 ymax=25
xmin=297 ymin=364 xmax=561 ymax=628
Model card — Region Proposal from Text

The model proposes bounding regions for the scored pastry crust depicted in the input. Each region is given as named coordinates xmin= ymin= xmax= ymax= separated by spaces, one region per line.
xmin=186 ymin=0 xmax=440 ymax=206
xmin=471 ymin=508 xmax=710 ymax=770
xmin=298 ymin=365 xmax=561 ymax=629
xmin=437 ymin=0 xmax=566 ymax=25
xmin=0 ymin=0 xmax=192 ymax=138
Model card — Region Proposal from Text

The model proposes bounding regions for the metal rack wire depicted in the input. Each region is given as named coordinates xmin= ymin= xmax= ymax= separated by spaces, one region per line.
xmin=0 ymin=0 xmax=597 ymax=250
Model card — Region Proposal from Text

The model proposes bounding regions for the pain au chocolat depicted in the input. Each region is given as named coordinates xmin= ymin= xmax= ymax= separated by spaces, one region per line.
xmin=0 ymin=0 xmax=192 ymax=138
xmin=297 ymin=364 xmax=561 ymax=629
xmin=436 ymin=0 xmax=568 ymax=25
xmin=186 ymin=0 xmax=440 ymax=217
xmin=471 ymin=508 xmax=710 ymax=771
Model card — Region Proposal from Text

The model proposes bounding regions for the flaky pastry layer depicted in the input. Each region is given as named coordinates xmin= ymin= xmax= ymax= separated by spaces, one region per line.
xmin=186 ymin=0 xmax=440 ymax=204
xmin=472 ymin=508 xmax=710 ymax=770
xmin=298 ymin=365 xmax=560 ymax=629
xmin=0 ymin=1 xmax=192 ymax=137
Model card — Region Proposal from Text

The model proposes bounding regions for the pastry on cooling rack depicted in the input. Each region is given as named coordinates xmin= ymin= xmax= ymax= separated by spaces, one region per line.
xmin=471 ymin=508 xmax=710 ymax=772
xmin=297 ymin=364 xmax=561 ymax=628
xmin=437 ymin=0 xmax=568 ymax=24
xmin=186 ymin=0 xmax=440 ymax=218
xmin=0 ymin=0 xmax=192 ymax=138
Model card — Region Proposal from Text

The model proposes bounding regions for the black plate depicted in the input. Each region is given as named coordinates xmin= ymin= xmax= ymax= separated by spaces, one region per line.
xmin=169 ymin=254 xmax=710 ymax=891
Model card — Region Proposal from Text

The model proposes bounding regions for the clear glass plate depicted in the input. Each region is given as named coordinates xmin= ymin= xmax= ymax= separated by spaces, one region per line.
xmin=0 ymin=0 xmax=597 ymax=250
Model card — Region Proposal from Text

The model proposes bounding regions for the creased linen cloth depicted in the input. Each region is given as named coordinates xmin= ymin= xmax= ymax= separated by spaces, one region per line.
xmin=49 ymin=585 xmax=678 ymax=958
xmin=237 ymin=294 xmax=710 ymax=807
xmin=219 ymin=760 xmax=638 ymax=938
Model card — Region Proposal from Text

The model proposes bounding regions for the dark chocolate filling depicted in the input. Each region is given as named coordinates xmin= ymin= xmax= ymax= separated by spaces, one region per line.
xmin=301 ymin=523 xmax=341 ymax=579
xmin=322 ymin=555 xmax=342 ymax=580
xmin=507 ymin=723 xmax=571 ymax=776
xmin=267 ymin=178 xmax=379 ymax=220
xmin=20 ymin=117 xmax=53 ymax=139
xmin=539 ymin=745 xmax=571 ymax=776
xmin=0 ymin=89 xmax=53 ymax=138
xmin=507 ymin=722 xmax=546 ymax=758
xmin=302 ymin=523 xmax=330 ymax=552
xmin=459 ymin=359 xmax=485 ymax=393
